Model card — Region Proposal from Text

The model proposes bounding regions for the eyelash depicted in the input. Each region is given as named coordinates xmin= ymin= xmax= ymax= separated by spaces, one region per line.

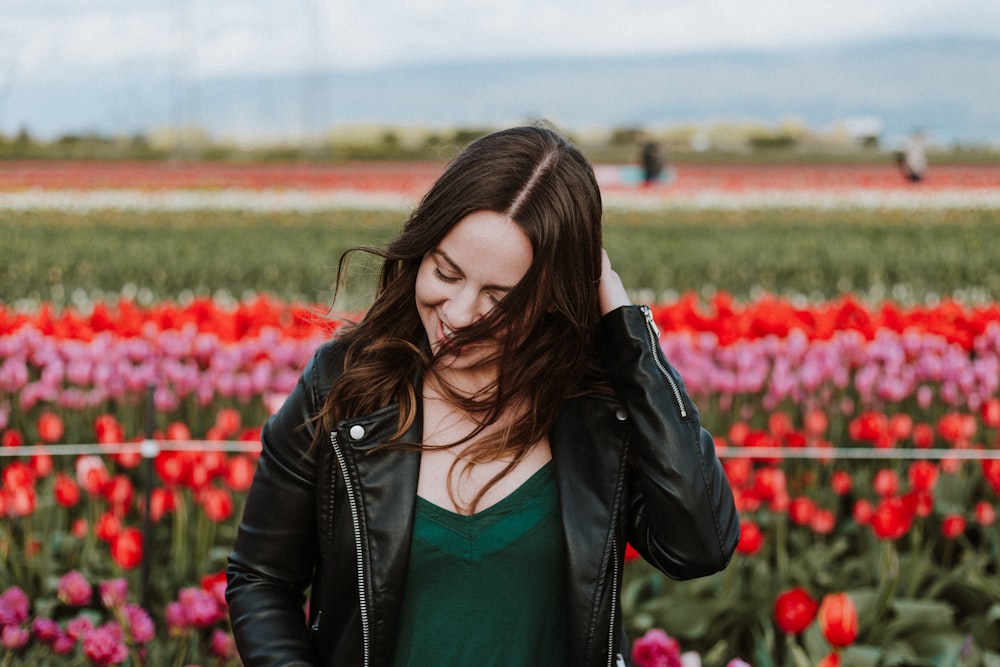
xmin=433 ymin=268 xmax=458 ymax=283
xmin=434 ymin=268 xmax=501 ymax=305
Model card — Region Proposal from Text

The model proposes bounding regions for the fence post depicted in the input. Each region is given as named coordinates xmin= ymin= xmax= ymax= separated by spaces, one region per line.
xmin=140 ymin=385 xmax=157 ymax=609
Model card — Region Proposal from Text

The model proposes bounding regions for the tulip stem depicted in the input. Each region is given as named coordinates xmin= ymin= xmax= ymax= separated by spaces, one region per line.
xmin=862 ymin=539 xmax=899 ymax=640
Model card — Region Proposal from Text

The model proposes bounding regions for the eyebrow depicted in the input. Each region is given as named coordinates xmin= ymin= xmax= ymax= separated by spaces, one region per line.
xmin=433 ymin=249 xmax=517 ymax=293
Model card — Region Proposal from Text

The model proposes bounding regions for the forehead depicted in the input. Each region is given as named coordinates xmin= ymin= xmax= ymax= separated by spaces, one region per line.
xmin=435 ymin=211 xmax=533 ymax=288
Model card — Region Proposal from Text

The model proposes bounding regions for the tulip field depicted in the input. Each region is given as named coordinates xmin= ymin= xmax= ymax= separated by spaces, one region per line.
xmin=2 ymin=159 xmax=1000 ymax=666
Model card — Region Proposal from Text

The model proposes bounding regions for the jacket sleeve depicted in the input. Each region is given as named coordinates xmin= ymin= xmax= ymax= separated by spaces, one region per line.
xmin=225 ymin=346 xmax=327 ymax=667
xmin=598 ymin=305 xmax=740 ymax=580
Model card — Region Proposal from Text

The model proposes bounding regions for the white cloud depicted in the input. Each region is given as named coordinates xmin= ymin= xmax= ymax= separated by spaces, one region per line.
xmin=4 ymin=0 xmax=1000 ymax=83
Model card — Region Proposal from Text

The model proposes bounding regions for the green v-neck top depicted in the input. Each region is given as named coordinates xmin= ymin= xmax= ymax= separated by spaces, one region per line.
xmin=390 ymin=461 xmax=569 ymax=667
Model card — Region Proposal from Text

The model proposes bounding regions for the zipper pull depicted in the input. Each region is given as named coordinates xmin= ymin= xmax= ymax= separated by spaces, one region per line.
xmin=639 ymin=304 xmax=660 ymax=337
xmin=311 ymin=610 xmax=322 ymax=632
xmin=616 ymin=653 xmax=626 ymax=667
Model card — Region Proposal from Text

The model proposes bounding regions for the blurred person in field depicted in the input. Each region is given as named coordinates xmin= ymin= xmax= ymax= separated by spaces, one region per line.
xmin=896 ymin=129 xmax=928 ymax=183
xmin=637 ymin=131 xmax=664 ymax=186
xmin=226 ymin=125 xmax=739 ymax=667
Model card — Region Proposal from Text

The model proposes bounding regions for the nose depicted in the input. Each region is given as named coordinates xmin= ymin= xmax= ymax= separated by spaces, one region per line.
xmin=443 ymin=288 xmax=487 ymax=329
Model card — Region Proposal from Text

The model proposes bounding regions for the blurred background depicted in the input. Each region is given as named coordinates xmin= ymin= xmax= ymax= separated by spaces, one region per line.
xmin=3 ymin=0 xmax=1000 ymax=160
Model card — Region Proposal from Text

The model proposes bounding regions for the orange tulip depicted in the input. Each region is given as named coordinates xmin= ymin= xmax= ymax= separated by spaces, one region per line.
xmin=818 ymin=592 xmax=858 ymax=647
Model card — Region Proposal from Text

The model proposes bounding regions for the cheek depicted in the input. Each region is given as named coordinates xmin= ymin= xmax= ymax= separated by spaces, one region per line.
xmin=414 ymin=261 xmax=437 ymax=305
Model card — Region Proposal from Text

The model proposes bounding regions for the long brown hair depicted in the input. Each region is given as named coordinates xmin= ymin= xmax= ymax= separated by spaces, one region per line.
xmin=319 ymin=125 xmax=607 ymax=508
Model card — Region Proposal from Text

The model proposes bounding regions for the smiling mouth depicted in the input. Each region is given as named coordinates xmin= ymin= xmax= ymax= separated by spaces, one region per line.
xmin=437 ymin=321 xmax=462 ymax=353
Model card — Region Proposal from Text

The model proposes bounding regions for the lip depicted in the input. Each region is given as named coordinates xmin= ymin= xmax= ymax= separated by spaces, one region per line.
xmin=436 ymin=319 xmax=461 ymax=353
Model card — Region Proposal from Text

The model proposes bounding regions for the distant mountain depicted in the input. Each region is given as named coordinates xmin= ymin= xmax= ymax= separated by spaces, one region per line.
xmin=6 ymin=38 xmax=999 ymax=145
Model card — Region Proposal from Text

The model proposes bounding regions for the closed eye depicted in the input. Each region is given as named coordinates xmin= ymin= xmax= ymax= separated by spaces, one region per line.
xmin=433 ymin=268 xmax=459 ymax=283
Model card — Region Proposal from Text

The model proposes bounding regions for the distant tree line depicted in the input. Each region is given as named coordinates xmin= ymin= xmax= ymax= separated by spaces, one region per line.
xmin=1 ymin=125 xmax=997 ymax=164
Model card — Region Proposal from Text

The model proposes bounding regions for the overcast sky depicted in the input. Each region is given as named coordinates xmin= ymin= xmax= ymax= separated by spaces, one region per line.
xmin=5 ymin=0 xmax=1000 ymax=83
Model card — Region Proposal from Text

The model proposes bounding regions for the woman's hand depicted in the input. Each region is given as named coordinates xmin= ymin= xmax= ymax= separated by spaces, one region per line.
xmin=599 ymin=249 xmax=631 ymax=315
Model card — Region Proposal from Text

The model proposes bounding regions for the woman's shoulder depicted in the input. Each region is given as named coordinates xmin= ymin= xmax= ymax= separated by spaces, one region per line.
xmin=303 ymin=338 xmax=350 ymax=406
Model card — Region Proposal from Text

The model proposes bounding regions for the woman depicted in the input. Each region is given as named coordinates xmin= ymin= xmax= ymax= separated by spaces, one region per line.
xmin=226 ymin=126 xmax=739 ymax=667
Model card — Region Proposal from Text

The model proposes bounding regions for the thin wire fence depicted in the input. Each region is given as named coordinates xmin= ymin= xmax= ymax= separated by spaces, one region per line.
xmin=2 ymin=441 xmax=999 ymax=460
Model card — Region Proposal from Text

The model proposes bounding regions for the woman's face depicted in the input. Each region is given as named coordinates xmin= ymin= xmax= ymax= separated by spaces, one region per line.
xmin=415 ymin=210 xmax=534 ymax=381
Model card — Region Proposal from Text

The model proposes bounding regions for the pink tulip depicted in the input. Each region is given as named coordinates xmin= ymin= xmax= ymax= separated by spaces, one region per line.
xmin=124 ymin=604 xmax=156 ymax=644
xmin=0 ymin=587 xmax=29 ymax=626
xmin=1 ymin=624 xmax=29 ymax=650
xmin=82 ymin=622 xmax=128 ymax=666
xmin=99 ymin=579 xmax=129 ymax=610
xmin=57 ymin=570 xmax=93 ymax=607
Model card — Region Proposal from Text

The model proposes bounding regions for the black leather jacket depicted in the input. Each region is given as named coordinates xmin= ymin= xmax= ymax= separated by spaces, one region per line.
xmin=227 ymin=305 xmax=740 ymax=667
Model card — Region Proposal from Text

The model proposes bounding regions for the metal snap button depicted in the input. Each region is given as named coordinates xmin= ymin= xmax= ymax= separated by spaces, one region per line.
xmin=615 ymin=408 xmax=628 ymax=421
xmin=349 ymin=424 xmax=366 ymax=440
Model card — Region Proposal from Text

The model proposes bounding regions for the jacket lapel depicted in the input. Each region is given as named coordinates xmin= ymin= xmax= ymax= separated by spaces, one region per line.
xmin=339 ymin=405 xmax=422 ymax=667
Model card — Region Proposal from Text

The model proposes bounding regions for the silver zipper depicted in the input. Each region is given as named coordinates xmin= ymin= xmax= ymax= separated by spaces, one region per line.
xmin=639 ymin=304 xmax=687 ymax=419
xmin=608 ymin=537 xmax=620 ymax=667
xmin=331 ymin=431 xmax=371 ymax=667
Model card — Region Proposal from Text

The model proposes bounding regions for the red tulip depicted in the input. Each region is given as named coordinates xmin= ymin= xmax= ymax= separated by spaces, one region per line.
xmin=853 ymin=498 xmax=875 ymax=526
xmin=872 ymin=468 xmax=899 ymax=497
xmin=723 ymin=457 xmax=752 ymax=487
xmin=736 ymin=519 xmax=764 ymax=555
xmin=1 ymin=429 xmax=23 ymax=448
xmin=982 ymin=398 xmax=1000 ymax=429
xmin=888 ymin=413 xmax=913 ymax=440
xmin=155 ymin=451 xmax=186 ymax=485
xmin=200 ymin=487 xmax=234 ymax=522
xmin=849 ymin=410 xmax=888 ymax=443
xmin=95 ymin=512 xmax=122 ymax=542
xmin=94 ymin=414 xmax=124 ymax=444
xmin=830 ymin=470 xmax=852 ymax=495
xmin=818 ymin=592 xmax=858 ymax=647
xmin=912 ymin=422 xmax=935 ymax=448
xmin=214 ymin=408 xmax=242 ymax=437
xmin=53 ymin=473 xmax=81 ymax=507
xmin=983 ymin=460 xmax=1000 ymax=496
xmin=224 ymin=455 xmax=256 ymax=491
xmin=111 ymin=528 xmax=143 ymax=569
xmin=6 ymin=486 xmax=36 ymax=517
xmin=200 ymin=450 xmax=227 ymax=478
xmin=804 ymin=408 xmax=828 ymax=437
xmin=817 ymin=651 xmax=841 ymax=667
xmin=907 ymin=460 xmax=939 ymax=492
xmin=727 ymin=421 xmax=751 ymax=446
xmin=76 ymin=455 xmax=110 ymax=496
xmin=186 ymin=461 xmax=211 ymax=490
xmin=103 ymin=475 xmax=134 ymax=514
xmin=810 ymin=509 xmax=836 ymax=535
xmin=36 ymin=411 xmax=64 ymax=443
xmin=114 ymin=450 xmax=143 ymax=469
xmin=941 ymin=514 xmax=966 ymax=539
xmin=752 ymin=466 xmax=786 ymax=501
xmin=936 ymin=412 xmax=975 ymax=445
xmin=165 ymin=421 xmax=191 ymax=441
xmin=150 ymin=487 xmax=179 ymax=522
xmin=789 ymin=497 xmax=817 ymax=526
xmin=2 ymin=461 xmax=34 ymax=489
xmin=975 ymin=501 xmax=996 ymax=527
xmin=773 ymin=587 xmax=818 ymax=634
xmin=768 ymin=411 xmax=792 ymax=439
xmin=902 ymin=489 xmax=934 ymax=518
xmin=870 ymin=496 xmax=912 ymax=540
